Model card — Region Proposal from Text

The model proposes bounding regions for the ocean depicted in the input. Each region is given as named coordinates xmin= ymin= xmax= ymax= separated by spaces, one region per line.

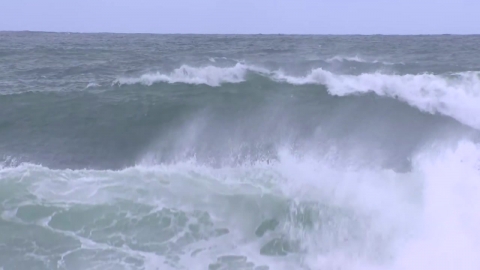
xmin=1 ymin=32 xmax=480 ymax=270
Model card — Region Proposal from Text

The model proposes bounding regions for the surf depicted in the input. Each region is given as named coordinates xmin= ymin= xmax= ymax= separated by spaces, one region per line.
xmin=2 ymin=140 xmax=480 ymax=269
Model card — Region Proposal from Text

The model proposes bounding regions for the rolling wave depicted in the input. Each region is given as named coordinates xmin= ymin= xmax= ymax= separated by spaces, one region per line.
xmin=115 ymin=64 xmax=480 ymax=130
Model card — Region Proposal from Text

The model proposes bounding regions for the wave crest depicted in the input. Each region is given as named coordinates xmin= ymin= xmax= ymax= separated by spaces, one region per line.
xmin=273 ymin=69 xmax=480 ymax=129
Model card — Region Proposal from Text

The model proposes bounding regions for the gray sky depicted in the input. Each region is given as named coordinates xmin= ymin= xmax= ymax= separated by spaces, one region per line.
xmin=1 ymin=0 xmax=478 ymax=34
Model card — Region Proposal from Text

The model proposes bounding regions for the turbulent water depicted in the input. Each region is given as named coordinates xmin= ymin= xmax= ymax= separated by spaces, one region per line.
xmin=1 ymin=32 xmax=480 ymax=270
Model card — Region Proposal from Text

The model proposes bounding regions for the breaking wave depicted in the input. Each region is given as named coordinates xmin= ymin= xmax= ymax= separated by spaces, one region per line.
xmin=273 ymin=69 xmax=480 ymax=130
xmin=114 ymin=64 xmax=480 ymax=130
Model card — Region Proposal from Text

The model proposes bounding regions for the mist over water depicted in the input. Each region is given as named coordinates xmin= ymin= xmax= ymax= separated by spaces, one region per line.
xmin=1 ymin=32 xmax=480 ymax=270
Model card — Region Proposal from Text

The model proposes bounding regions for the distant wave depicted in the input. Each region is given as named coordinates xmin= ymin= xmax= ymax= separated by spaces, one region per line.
xmin=325 ymin=55 xmax=400 ymax=65
xmin=114 ymin=64 xmax=480 ymax=130
xmin=113 ymin=63 xmax=269 ymax=87
xmin=85 ymin=82 xmax=101 ymax=89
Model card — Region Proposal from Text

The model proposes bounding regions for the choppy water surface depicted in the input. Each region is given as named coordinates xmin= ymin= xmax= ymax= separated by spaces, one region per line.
xmin=1 ymin=32 xmax=480 ymax=270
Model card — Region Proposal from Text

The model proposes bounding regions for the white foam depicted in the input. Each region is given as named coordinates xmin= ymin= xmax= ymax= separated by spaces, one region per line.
xmin=273 ymin=69 xmax=480 ymax=130
xmin=393 ymin=140 xmax=480 ymax=270
xmin=114 ymin=63 xmax=269 ymax=87
xmin=269 ymin=140 xmax=480 ymax=270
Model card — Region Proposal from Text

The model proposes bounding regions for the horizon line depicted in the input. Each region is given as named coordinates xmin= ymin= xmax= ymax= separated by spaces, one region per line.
xmin=1 ymin=30 xmax=479 ymax=36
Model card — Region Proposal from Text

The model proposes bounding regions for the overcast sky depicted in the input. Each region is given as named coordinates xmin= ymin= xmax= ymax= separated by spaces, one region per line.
xmin=0 ymin=0 xmax=478 ymax=34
